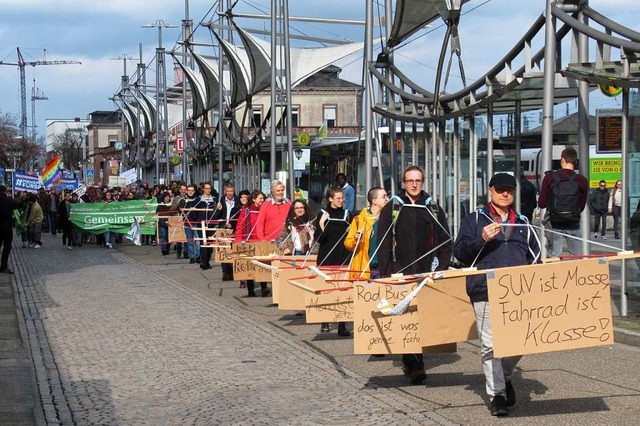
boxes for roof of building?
[296,65,363,90]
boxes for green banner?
[70,200,158,235]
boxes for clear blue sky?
[0,0,638,140]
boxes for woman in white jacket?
[608,180,623,239]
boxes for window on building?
[323,105,337,127]
[252,106,263,127]
[291,106,300,128]
[109,135,118,148]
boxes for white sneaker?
[602,236,607,240]
[593,233,598,239]
[106,243,112,249]
[33,245,40,249]
[67,246,72,250]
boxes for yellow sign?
[297,132,311,147]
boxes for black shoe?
[490,395,509,417]
[505,381,515,407]
[183,253,189,259]
[189,259,196,264]
[407,368,426,385]
[222,273,232,281]
[176,251,182,259]
[247,290,256,297]
[320,323,331,333]
[200,264,207,270]
[0,268,14,274]
[337,328,351,337]
[195,257,201,263]
[162,251,170,256]
[261,288,271,297]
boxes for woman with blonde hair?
[608,180,623,239]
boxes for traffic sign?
[297,132,311,147]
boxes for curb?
[614,326,640,348]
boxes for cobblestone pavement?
[12,237,453,425]
[11,234,640,425]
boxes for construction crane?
[31,79,48,142]
[0,47,81,139]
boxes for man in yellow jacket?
[344,187,387,279]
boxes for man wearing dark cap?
[453,173,540,417]
[0,186,26,273]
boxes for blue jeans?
[159,226,169,252]
[184,227,199,259]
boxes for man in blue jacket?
[453,173,540,417]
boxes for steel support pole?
[438,123,445,203]
[218,0,227,195]
[453,118,460,237]
[364,0,373,193]
[182,0,192,185]
[515,101,522,210]
[431,122,438,197]
[283,0,295,200]
[540,0,557,258]
[469,115,477,211]
[578,5,591,255]
[155,45,162,185]
[486,83,494,203]
[270,0,278,183]
[621,51,630,317]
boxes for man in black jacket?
[0,186,26,273]
[454,173,540,417]
[377,166,452,385]
[590,180,610,239]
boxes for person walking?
[0,186,26,274]
[590,180,609,239]
[537,147,588,257]
[336,173,355,213]
[235,190,267,297]
[215,183,242,281]
[26,193,44,248]
[255,180,291,241]
[57,192,74,250]
[377,165,452,385]
[312,187,353,337]
[193,182,218,270]
[182,185,201,264]
[454,173,540,417]
[609,179,623,239]
[344,187,387,279]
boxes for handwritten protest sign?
[487,258,613,358]
[212,230,235,263]
[304,279,354,323]
[270,258,316,305]
[232,242,281,281]
[353,281,422,354]
[168,217,187,243]
[417,276,478,346]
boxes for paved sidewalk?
[10,237,451,425]
[8,234,640,425]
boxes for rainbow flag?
[41,155,62,189]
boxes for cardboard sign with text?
[304,279,354,323]
[271,258,316,305]
[212,229,234,262]
[353,281,422,355]
[232,242,281,281]
[274,269,314,311]
[487,258,613,358]
[417,276,478,346]
[168,217,187,243]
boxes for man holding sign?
[454,173,540,417]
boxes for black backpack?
[548,171,581,226]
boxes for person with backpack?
[537,147,589,258]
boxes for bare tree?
[52,128,84,171]
[0,110,43,170]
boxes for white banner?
[121,167,137,185]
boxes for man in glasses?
[590,180,610,240]
[376,165,452,385]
